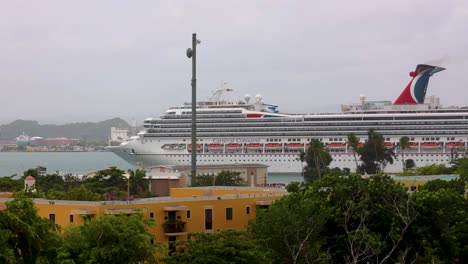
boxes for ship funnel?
[394,64,445,105]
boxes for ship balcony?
[163,220,187,236]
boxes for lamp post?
[187,33,201,185]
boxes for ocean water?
[0,152,302,184]
[0,152,131,177]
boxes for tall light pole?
[187,33,200,185]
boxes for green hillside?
[0,118,130,144]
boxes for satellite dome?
[244,94,251,103]
[255,94,263,102]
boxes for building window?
[69,215,74,223]
[150,212,154,219]
[226,208,233,220]
[49,213,55,223]
[186,210,191,219]
[246,206,250,215]
[205,209,213,230]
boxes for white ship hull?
[110,139,461,173]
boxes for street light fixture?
[187,33,201,185]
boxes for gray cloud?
[1,0,467,124]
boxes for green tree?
[405,158,416,170]
[215,170,246,186]
[23,166,47,178]
[46,187,105,201]
[83,166,127,194]
[399,136,410,171]
[165,229,268,264]
[0,176,23,192]
[57,213,159,264]
[251,190,330,263]
[299,151,306,180]
[412,188,468,263]
[128,169,150,197]
[357,129,396,174]
[303,139,332,183]
[346,133,360,172]
[192,170,246,187]
[35,173,65,193]
[255,174,420,263]
[192,174,215,187]
[0,198,61,264]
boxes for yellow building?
[0,187,286,244]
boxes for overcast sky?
[1,0,468,125]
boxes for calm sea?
[0,152,303,184]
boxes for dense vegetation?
[251,171,468,263]
[192,170,247,187]
[0,118,130,143]
[1,166,151,201]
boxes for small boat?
[207,143,224,149]
[265,143,282,149]
[286,143,304,149]
[327,143,346,148]
[384,142,393,147]
[247,143,263,149]
[225,143,242,149]
[162,144,186,150]
[187,144,202,150]
[408,142,418,148]
[420,142,439,148]
[446,142,464,147]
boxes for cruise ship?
[110,64,468,173]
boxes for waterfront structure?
[110,64,468,173]
[110,127,130,144]
[146,164,269,195]
[0,187,286,244]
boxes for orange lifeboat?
[408,142,418,148]
[357,143,364,148]
[187,144,202,150]
[247,143,263,149]
[327,143,346,148]
[420,142,439,148]
[447,142,464,147]
[225,143,242,149]
[265,143,282,149]
[286,143,304,149]
[207,143,223,149]
[384,142,393,147]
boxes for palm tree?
[304,139,332,182]
[399,136,410,171]
[347,133,360,172]
[128,169,149,196]
[298,151,306,181]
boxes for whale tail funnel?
[394,64,445,105]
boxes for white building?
[110,127,129,143]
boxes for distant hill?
[0,118,130,144]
